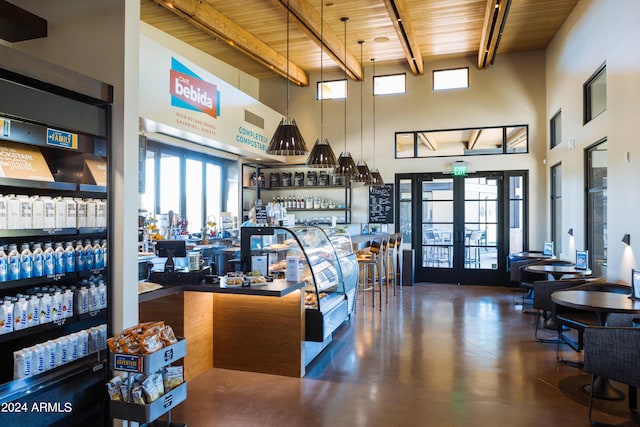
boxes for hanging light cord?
[285,0,290,122]
[372,58,376,170]
[320,0,324,142]
[343,17,348,152]
[359,41,364,161]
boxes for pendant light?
[353,40,373,184]
[334,17,358,177]
[306,0,338,168]
[369,57,384,186]
[266,0,309,156]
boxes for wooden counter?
[138,280,306,378]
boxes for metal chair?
[584,326,640,426]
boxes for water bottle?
[101,239,108,268]
[43,242,55,276]
[8,243,20,281]
[93,240,103,269]
[75,240,85,272]
[64,242,75,273]
[20,243,33,279]
[32,243,44,277]
[84,240,94,270]
[0,245,7,282]
[54,242,65,275]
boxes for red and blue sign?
[170,57,220,119]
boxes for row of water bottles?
[0,195,107,230]
[0,276,107,335]
[0,239,107,282]
[13,324,107,379]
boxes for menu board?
[368,184,394,224]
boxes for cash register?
[149,240,210,285]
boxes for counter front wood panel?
[139,292,214,381]
[212,289,304,377]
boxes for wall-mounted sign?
[46,128,78,150]
[369,184,394,224]
[0,142,54,181]
[451,161,468,176]
[170,57,219,119]
[0,118,10,138]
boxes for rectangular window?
[159,152,181,215]
[584,64,606,123]
[186,158,203,233]
[550,110,561,149]
[317,79,346,100]
[586,139,607,276]
[373,74,406,95]
[551,163,562,256]
[140,150,156,214]
[433,67,469,91]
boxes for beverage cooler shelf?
[0,178,78,191]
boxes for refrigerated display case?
[240,226,356,354]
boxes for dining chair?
[584,326,640,426]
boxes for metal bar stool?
[357,237,383,310]
[386,234,397,296]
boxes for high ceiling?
[141,0,579,86]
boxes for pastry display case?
[240,226,355,343]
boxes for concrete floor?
[163,284,635,427]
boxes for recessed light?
[374,36,389,43]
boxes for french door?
[397,171,527,285]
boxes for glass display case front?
[240,226,353,342]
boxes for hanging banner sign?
[46,128,78,150]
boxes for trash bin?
[402,249,414,287]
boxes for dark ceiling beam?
[478,0,512,69]
[272,0,363,81]
[0,0,47,42]
[382,0,424,75]
[154,0,309,86]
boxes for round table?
[525,264,592,280]
[510,251,556,260]
[552,290,640,400]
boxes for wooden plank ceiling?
[141,0,578,85]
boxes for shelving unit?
[109,338,187,426]
[0,51,112,426]
[242,163,352,225]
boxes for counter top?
[138,278,305,303]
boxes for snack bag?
[163,366,184,391]
[138,329,163,354]
[159,325,178,346]
[106,376,124,401]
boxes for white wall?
[546,0,640,282]
[261,50,548,245]
[7,0,140,332]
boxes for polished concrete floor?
[164,284,635,427]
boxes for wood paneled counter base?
[139,280,306,379]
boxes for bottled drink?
[93,240,103,269]
[84,240,94,270]
[75,240,85,272]
[64,242,75,273]
[26,295,39,327]
[97,279,107,309]
[51,289,63,321]
[13,296,27,331]
[62,288,74,318]
[78,285,89,314]
[8,243,20,281]
[101,240,108,268]
[88,283,98,312]
[43,242,55,276]
[32,243,44,277]
[38,292,52,324]
[54,242,65,275]
[0,245,7,282]
[20,243,33,279]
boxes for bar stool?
[386,234,397,296]
[357,237,383,310]
[395,233,403,289]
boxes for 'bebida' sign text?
[170,57,219,119]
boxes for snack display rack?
[109,337,187,425]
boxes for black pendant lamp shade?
[334,151,358,176]
[306,138,338,168]
[370,168,384,186]
[266,117,309,155]
[353,160,372,183]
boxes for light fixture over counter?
[266,0,308,156]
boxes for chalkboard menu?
[255,205,268,224]
[369,184,394,224]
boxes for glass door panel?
[463,177,498,270]
[421,179,454,269]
